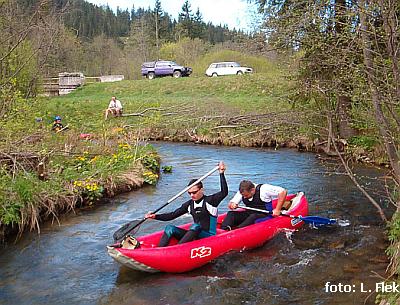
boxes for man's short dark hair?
[188,179,203,189]
[239,180,255,193]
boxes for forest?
[1,0,255,84]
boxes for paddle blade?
[113,219,143,242]
[298,216,337,227]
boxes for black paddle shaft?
[113,166,220,242]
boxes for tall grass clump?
[377,211,400,304]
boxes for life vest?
[188,198,218,235]
[52,122,64,132]
[242,184,272,212]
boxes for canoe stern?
[107,246,160,273]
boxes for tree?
[334,0,357,139]
[154,0,162,56]
[158,12,175,42]
[178,0,194,39]
[251,0,400,211]
[358,0,400,188]
[1,0,252,84]
[39,24,84,77]
[159,37,208,65]
[83,34,121,75]
[0,0,57,102]
[117,7,131,37]
[252,3,400,296]
[128,14,155,62]
[192,8,205,39]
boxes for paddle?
[56,124,69,133]
[113,165,220,242]
[238,205,337,227]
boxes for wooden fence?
[41,73,123,96]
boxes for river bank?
[133,126,386,166]
[0,140,160,242]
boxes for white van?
[205,62,253,77]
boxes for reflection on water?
[0,142,391,305]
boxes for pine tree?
[178,0,194,38]
[192,8,205,39]
[154,0,162,54]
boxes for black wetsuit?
[221,184,272,230]
[52,122,64,132]
[155,173,228,246]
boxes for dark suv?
[141,60,192,79]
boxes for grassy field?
[2,50,296,145]
[31,72,296,142]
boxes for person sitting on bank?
[220,180,287,230]
[145,161,228,247]
[105,96,123,119]
[51,115,68,132]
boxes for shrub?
[348,135,378,151]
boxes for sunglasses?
[188,188,201,195]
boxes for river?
[0,142,391,305]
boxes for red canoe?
[107,192,308,273]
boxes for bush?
[348,135,378,151]
[191,49,279,76]
[381,212,400,304]
[159,38,209,66]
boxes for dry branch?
[211,125,243,130]
[122,107,166,117]
[0,151,41,177]
[332,137,388,222]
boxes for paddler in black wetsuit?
[145,161,228,247]
[220,180,287,230]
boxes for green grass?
[33,52,289,135]
[0,55,296,174]
[31,71,293,137]
[348,135,378,151]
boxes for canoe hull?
[108,192,308,273]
